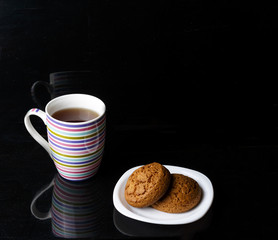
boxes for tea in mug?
[51,108,99,123]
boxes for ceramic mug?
[24,94,106,181]
[31,174,103,238]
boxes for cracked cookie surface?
[152,174,202,213]
[124,162,171,208]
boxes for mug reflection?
[31,173,103,238]
[31,71,95,108]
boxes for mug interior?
[46,94,105,122]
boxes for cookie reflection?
[113,207,212,240]
[31,174,103,238]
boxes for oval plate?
[113,165,214,225]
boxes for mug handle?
[31,81,53,104]
[31,81,52,94]
[30,178,54,220]
[24,108,51,156]
[31,81,53,107]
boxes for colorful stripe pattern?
[46,113,105,181]
[51,174,103,238]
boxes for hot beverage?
[51,108,99,122]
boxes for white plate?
[113,165,214,225]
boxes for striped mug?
[24,94,106,181]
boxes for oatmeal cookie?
[152,174,202,213]
[125,162,171,208]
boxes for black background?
[1,0,278,239]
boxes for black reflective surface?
[113,207,213,239]
[1,1,278,239]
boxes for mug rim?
[45,93,106,126]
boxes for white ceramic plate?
[113,165,214,225]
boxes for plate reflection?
[113,207,213,240]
